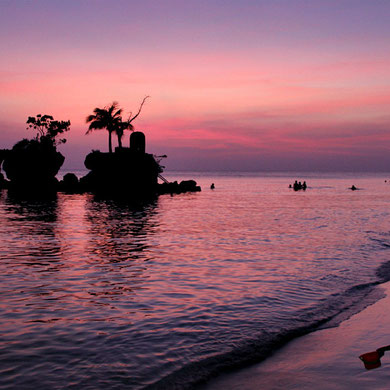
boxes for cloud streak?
[1,1,390,171]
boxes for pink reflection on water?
[1,175,390,388]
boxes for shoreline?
[201,282,390,390]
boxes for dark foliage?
[26,114,70,145]
[86,97,149,152]
[2,114,70,194]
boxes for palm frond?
[86,114,96,123]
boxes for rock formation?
[2,137,64,193]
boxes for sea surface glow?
[1,172,390,389]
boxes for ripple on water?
[1,175,390,388]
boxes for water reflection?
[2,175,390,389]
[0,192,163,389]
[0,191,161,314]
[1,191,62,269]
[5,191,59,223]
[84,196,159,263]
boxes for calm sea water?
[1,172,390,389]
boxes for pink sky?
[1,0,390,171]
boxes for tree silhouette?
[86,102,123,153]
[114,96,150,149]
[26,114,70,145]
[86,97,150,152]
[2,114,69,191]
[114,120,134,149]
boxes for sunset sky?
[1,0,390,171]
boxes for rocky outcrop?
[75,131,202,197]
[80,148,160,196]
[0,172,8,190]
[157,180,201,195]
[0,149,9,189]
[2,138,64,193]
[2,130,201,197]
[58,173,80,193]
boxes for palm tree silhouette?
[86,102,122,153]
[115,120,134,149]
[114,96,150,149]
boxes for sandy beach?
[202,282,390,390]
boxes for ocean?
[1,172,390,389]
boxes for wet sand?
[202,282,390,390]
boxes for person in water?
[210,183,215,189]
[291,180,308,191]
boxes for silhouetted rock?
[3,137,64,194]
[0,149,9,190]
[157,179,201,195]
[157,181,180,194]
[63,173,79,186]
[79,130,201,197]
[179,180,201,192]
[81,147,160,196]
[58,173,80,193]
[0,172,9,189]
[0,149,8,165]
[2,115,202,199]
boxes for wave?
[145,260,390,390]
